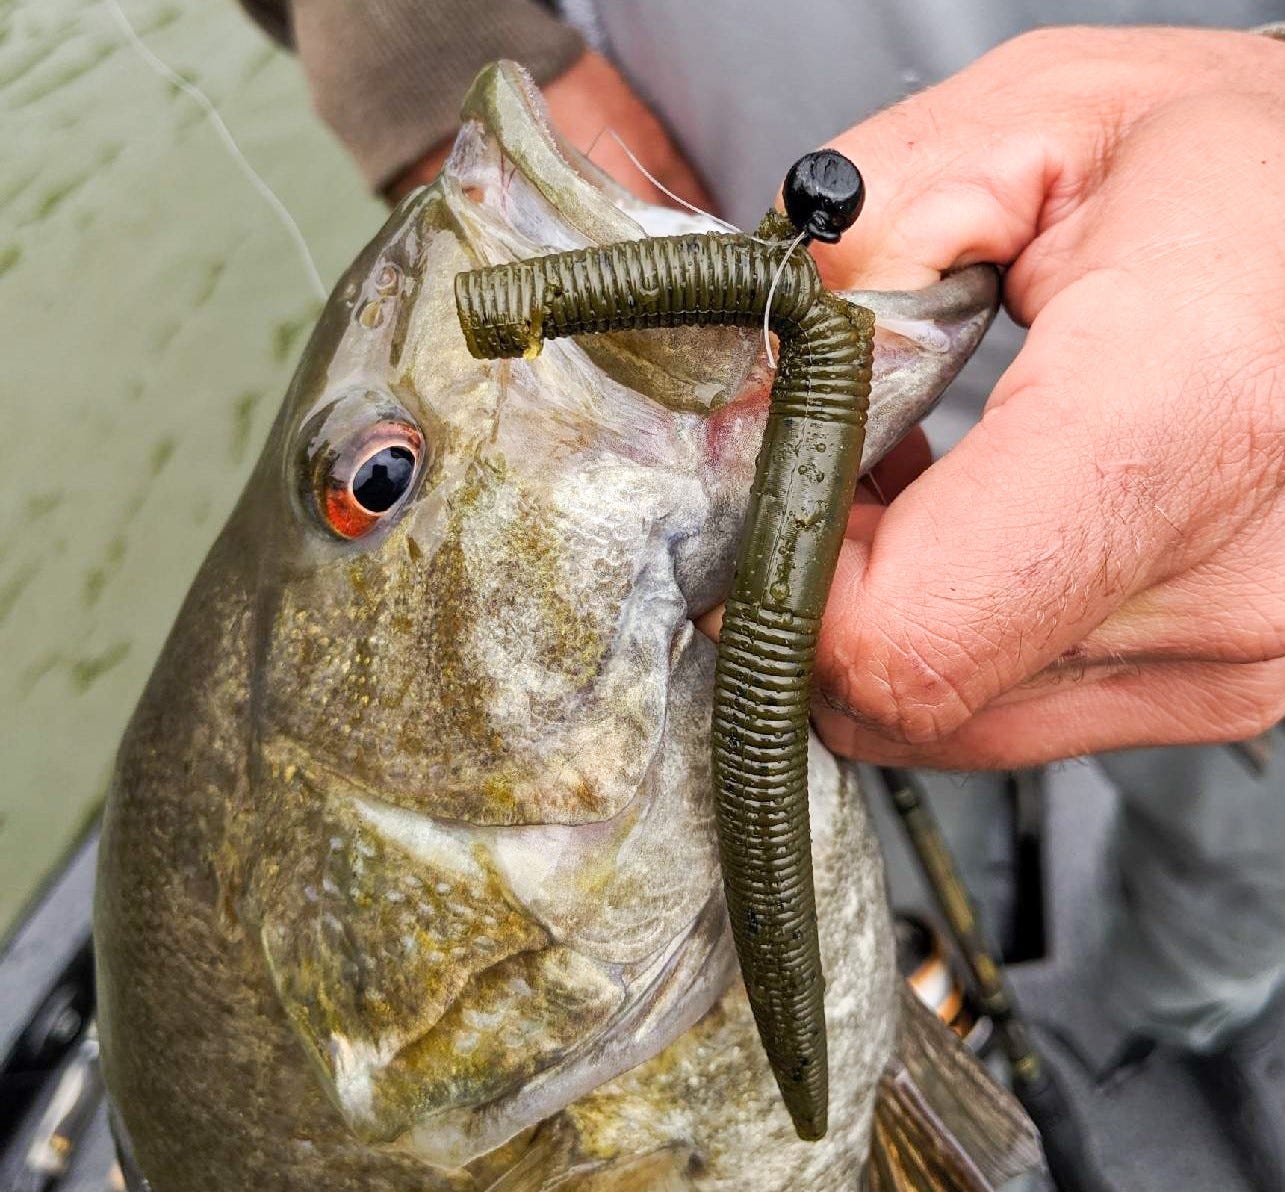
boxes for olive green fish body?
[95,60,1005,1192]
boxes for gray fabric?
[1097,733,1285,1050]
[572,0,1285,1048]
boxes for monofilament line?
[763,228,809,368]
[584,127,748,236]
[102,0,327,302]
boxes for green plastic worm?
[454,170,873,1141]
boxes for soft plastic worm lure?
[455,150,871,1142]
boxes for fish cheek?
[255,514,507,817]
[241,752,597,1141]
[373,946,622,1142]
[261,461,674,828]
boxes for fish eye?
[315,420,424,539]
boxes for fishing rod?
[877,766,1117,1192]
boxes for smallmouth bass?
[95,61,1038,1192]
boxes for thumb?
[812,266,1201,755]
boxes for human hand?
[806,26,1285,768]
[387,49,713,211]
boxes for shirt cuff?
[288,0,584,192]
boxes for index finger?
[809,27,1209,291]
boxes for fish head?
[234,61,997,1168]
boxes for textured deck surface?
[0,0,380,936]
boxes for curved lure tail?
[456,152,883,1139]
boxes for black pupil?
[352,445,415,513]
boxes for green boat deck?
[0,0,382,937]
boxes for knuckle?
[826,620,981,746]
[995,27,1065,59]
[1209,663,1285,741]
[989,26,1110,72]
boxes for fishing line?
[866,470,889,506]
[584,126,746,235]
[762,226,808,367]
[101,0,327,302]
[582,126,804,366]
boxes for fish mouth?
[450,60,999,434]
[673,264,1001,622]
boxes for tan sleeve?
[237,0,584,192]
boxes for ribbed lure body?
[714,288,871,1141]
[455,224,873,1141]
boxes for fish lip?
[851,263,1002,474]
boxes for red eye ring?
[317,421,423,539]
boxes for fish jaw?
[676,264,1001,618]
[438,61,1001,631]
